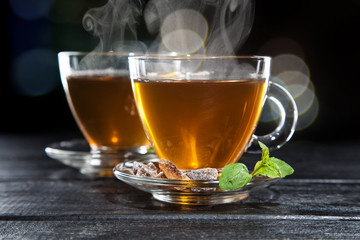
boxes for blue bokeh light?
[10,0,54,20]
[12,48,59,96]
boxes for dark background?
[3,0,360,141]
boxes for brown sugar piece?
[158,159,190,180]
[133,161,159,178]
[155,171,166,178]
[184,168,219,180]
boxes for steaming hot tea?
[66,74,148,151]
[133,79,267,170]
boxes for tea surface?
[134,80,267,169]
[66,75,148,150]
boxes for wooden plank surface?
[1,218,359,239]
[0,133,359,239]
[0,179,359,218]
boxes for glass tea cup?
[128,55,297,170]
[58,52,150,176]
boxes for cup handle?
[246,81,298,153]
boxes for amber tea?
[66,74,148,151]
[134,79,267,170]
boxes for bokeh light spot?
[266,53,319,132]
[296,95,319,130]
[162,29,204,54]
[12,48,59,96]
[161,9,208,54]
[295,87,316,115]
[276,71,310,97]
[10,0,54,20]
[272,54,309,77]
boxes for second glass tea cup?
[58,52,150,177]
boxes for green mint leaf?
[268,157,294,177]
[253,157,294,178]
[252,160,281,178]
[219,163,252,190]
[252,160,263,175]
[251,142,294,178]
[258,141,269,161]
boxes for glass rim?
[58,52,271,61]
[57,51,143,57]
[128,55,271,61]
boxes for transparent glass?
[58,52,150,177]
[129,55,297,170]
[113,159,279,205]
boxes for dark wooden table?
[0,133,359,239]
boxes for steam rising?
[206,0,254,55]
[82,0,145,53]
[83,0,254,56]
[145,0,254,56]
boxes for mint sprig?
[219,141,294,190]
[219,163,252,191]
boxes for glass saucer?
[45,139,156,177]
[113,159,279,205]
